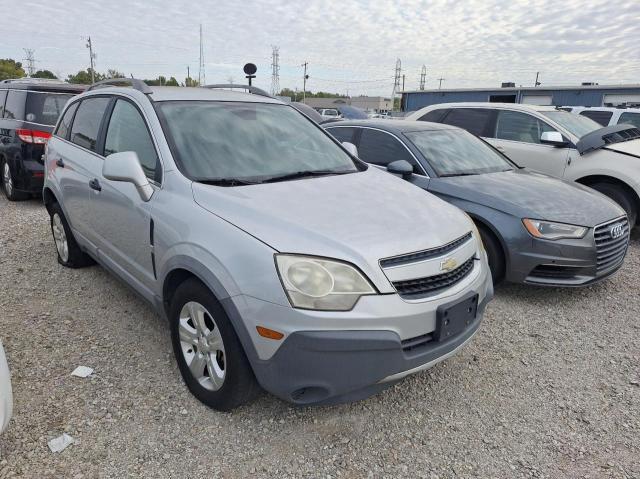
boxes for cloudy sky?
[3,0,639,96]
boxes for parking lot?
[0,195,638,478]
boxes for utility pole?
[391,58,402,112]
[419,65,426,90]
[198,24,205,86]
[187,66,190,85]
[301,62,309,103]
[402,74,405,92]
[86,37,96,84]
[534,72,541,87]
[23,49,36,77]
[438,77,445,89]
[271,46,280,96]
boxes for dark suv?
[0,79,85,200]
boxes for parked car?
[324,120,630,285]
[44,80,493,411]
[566,106,640,129]
[0,78,85,200]
[0,340,12,434]
[316,108,342,121]
[406,103,640,225]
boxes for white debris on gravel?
[47,434,74,453]
[0,197,639,478]
[70,366,94,378]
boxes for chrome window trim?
[326,125,430,178]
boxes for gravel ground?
[0,195,638,479]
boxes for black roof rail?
[87,78,153,94]
[201,84,273,98]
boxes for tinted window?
[441,108,492,136]
[55,102,79,140]
[405,129,513,177]
[158,101,357,182]
[105,100,159,181]
[357,128,421,173]
[418,109,448,123]
[495,110,555,144]
[69,97,110,152]
[3,90,25,120]
[618,112,640,128]
[0,90,7,118]
[25,92,74,125]
[579,110,613,126]
[326,127,356,144]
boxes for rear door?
[487,109,570,178]
[86,97,160,293]
[53,96,110,247]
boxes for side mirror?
[102,151,154,202]
[540,131,567,147]
[387,159,413,179]
[342,142,358,157]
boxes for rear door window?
[618,112,640,128]
[25,92,74,125]
[69,97,110,152]
[104,99,160,182]
[2,90,26,120]
[55,102,79,140]
[494,110,556,144]
[0,90,7,118]
[441,108,492,136]
[357,128,422,174]
[326,127,356,144]
[579,110,613,126]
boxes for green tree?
[166,76,179,86]
[67,69,102,84]
[185,76,199,87]
[32,69,57,79]
[105,69,126,79]
[0,59,26,81]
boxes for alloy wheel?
[52,213,69,263]
[178,301,226,391]
[2,162,12,197]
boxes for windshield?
[404,129,514,177]
[540,111,601,138]
[157,101,359,183]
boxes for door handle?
[89,178,102,192]
[56,158,65,168]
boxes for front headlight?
[522,218,587,240]
[275,255,376,311]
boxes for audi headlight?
[522,219,587,240]
[275,255,376,311]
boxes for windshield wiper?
[439,172,480,178]
[195,177,262,186]
[261,169,352,183]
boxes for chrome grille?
[392,256,475,299]
[380,233,472,268]
[594,217,630,273]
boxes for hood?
[428,169,625,227]
[192,167,472,266]
[577,125,640,155]
[603,139,640,158]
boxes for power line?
[391,58,401,111]
[22,49,36,76]
[271,46,280,96]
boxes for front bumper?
[506,230,627,287]
[240,257,493,405]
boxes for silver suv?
[44,80,492,410]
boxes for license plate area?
[435,293,479,342]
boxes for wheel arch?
[575,174,639,221]
[467,213,508,270]
[43,187,58,214]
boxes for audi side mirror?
[540,131,568,147]
[387,160,413,180]
[102,151,154,202]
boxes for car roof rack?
[1,78,69,84]
[202,84,273,98]
[87,78,153,94]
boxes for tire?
[478,225,505,285]
[169,278,260,411]
[1,159,28,201]
[49,202,95,268]
[589,182,637,226]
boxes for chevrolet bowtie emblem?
[440,257,458,272]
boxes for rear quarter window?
[25,92,74,125]
[2,90,26,120]
[441,108,493,136]
[418,108,448,123]
[0,90,7,118]
[618,112,640,128]
[579,110,613,126]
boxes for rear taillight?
[16,129,51,144]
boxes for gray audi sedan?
[324,120,631,286]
